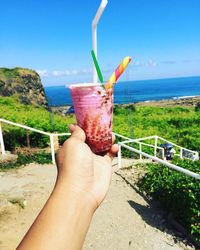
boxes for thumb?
[69,124,86,142]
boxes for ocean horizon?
[44,76,200,106]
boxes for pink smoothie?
[69,83,113,155]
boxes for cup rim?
[67,83,103,88]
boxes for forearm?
[17,179,95,250]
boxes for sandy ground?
[0,160,194,250]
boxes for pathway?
[0,161,193,250]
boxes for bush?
[195,102,200,112]
[0,152,52,170]
[113,105,200,152]
[138,158,200,243]
[0,96,75,150]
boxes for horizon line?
[43,74,200,88]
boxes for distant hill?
[0,67,48,108]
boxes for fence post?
[50,134,56,164]
[26,130,30,148]
[139,143,142,160]
[196,152,199,160]
[162,148,165,159]
[0,122,5,155]
[180,148,183,159]
[118,144,122,169]
[154,136,158,157]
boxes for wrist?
[17,174,96,250]
[54,177,98,214]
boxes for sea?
[44,76,200,106]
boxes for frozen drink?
[69,83,113,155]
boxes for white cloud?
[162,60,176,64]
[133,60,142,67]
[135,61,140,66]
[71,70,78,75]
[146,59,157,67]
[37,68,96,78]
[65,70,71,75]
[52,70,65,76]
[81,68,92,74]
[36,69,48,77]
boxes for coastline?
[51,96,200,115]
[135,96,200,107]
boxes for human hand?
[56,124,118,211]
[17,125,118,250]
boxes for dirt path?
[0,161,194,250]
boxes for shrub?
[0,96,74,150]
[113,105,200,152]
[0,152,52,170]
[195,102,200,112]
[138,158,200,243]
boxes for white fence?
[119,135,199,161]
[116,135,200,180]
[0,118,199,180]
[0,118,70,164]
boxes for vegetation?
[0,67,48,107]
[195,102,200,112]
[113,105,200,152]
[0,96,75,150]
[1,96,200,242]
[138,157,200,243]
[0,67,35,78]
[113,105,200,241]
[1,97,200,151]
[0,152,52,170]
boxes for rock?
[0,67,48,108]
[0,151,18,164]
[8,197,27,209]
[51,106,69,116]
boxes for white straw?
[92,0,108,83]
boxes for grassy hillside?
[0,96,199,151]
[0,96,75,149]
[0,67,36,80]
[0,67,48,107]
[113,105,200,152]
[1,96,199,242]
[0,96,75,131]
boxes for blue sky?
[1,0,200,86]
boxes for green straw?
[91,50,105,88]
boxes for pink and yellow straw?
[105,56,131,90]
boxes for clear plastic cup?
[69,83,113,155]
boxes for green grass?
[0,96,75,149]
[0,96,75,132]
[1,96,200,243]
[0,67,36,81]
[0,152,52,170]
[113,105,200,152]
[1,97,199,152]
[138,158,200,243]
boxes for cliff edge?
[0,67,48,108]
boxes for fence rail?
[0,118,199,180]
[118,134,199,161]
[0,118,70,164]
[118,142,200,180]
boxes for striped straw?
[105,56,131,89]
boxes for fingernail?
[69,124,75,131]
